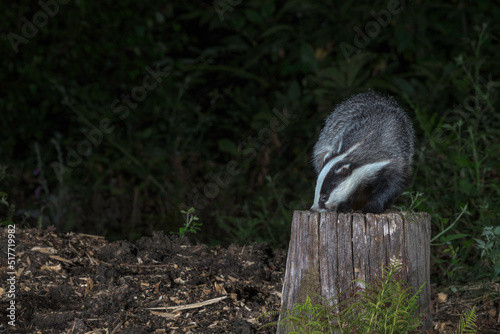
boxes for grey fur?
[311,91,414,213]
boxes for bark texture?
[278,211,432,333]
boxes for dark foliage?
[2,0,499,282]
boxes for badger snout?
[310,204,329,213]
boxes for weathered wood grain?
[277,211,432,333]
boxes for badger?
[310,91,414,214]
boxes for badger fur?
[311,91,414,214]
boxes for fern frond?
[456,305,478,334]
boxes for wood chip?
[150,311,180,319]
[49,255,74,265]
[31,246,57,254]
[40,264,62,272]
[77,233,105,239]
[147,296,228,312]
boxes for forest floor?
[0,227,498,333]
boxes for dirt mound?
[0,227,498,333]
[0,228,285,333]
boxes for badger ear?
[323,152,332,163]
[335,164,350,174]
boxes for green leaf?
[244,9,262,24]
[287,81,301,100]
[300,43,318,72]
[392,77,416,96]
[217,139,237,155]
[441,233,470,242]
[450,153,473,167]
[261,25,293,38]
[459,178,474,194]
[260,1,276,17]
[474,239,486,248]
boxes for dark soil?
[0,227,498,333]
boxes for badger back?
[312,91,414,175]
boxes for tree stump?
[278,211,432,333]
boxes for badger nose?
[311,204,323,212]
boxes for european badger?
[311,91,414,214]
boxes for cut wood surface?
[278,210,432,333]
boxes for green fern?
[456,305,478,334]
[262,262,481,333]
[273,295,330,333]
[346,261,424,334]
[262,261,424,333]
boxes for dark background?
[1,0,499,283]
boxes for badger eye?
[320,194,328,202]
[335,163,350,174]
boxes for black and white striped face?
[311,155,352,212]
[311,151,392,212]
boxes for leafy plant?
[410,22,500,282]
[430,205,471,283]
[395,191,428,211]
[263,260,424,333]
[174,207,202,238]
[0,192,32,228]
[345,260,424,334]
[475,226,500,278]
[0,166,15,227]
[456,305,478,334]
[275,295,329,334]
[263,260,480,333]
[0,192,15,227]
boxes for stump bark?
[278,211,432,333]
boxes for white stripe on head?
[336,137,343,153]
[312,143,361,210]
[325,159,392,209]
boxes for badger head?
[310,155,392,213]
[311,158,352,212]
